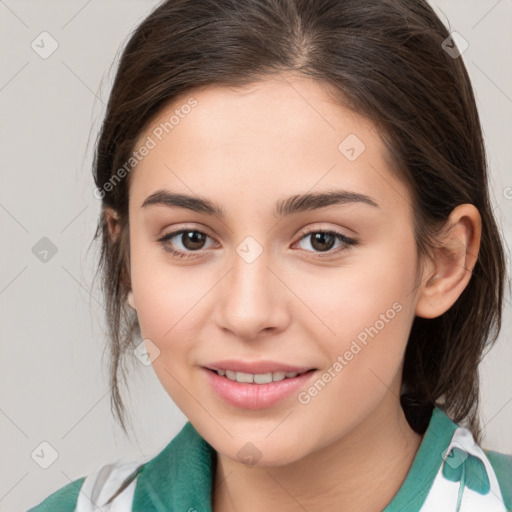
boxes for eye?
[158,227,358,260]
[158,229,216,259]
[293,229,358,257]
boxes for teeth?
[254,373,273,384]
[217,369,305,383]
[225,370,237,380]
[235,371,254,383]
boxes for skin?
[106,72,481,511]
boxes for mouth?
[202,365,318,409]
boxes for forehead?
[129,75,411,217]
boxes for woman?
[28,0,512,510]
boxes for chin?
[216,436,308,468]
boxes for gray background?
[0,1,511,510]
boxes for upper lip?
[204,360,316,374]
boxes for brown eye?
[158,229,215,259]
[295,230,358,256]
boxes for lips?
[202,359,318,408]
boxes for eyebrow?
[141,188,380,218]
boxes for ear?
[415,204,481,319]
[104,207,136,310]
[104,206,121,242]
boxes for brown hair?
[91,0,506,443]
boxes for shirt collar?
[132,406,456,512]
[132,421,216,512]
[383,406,458,511]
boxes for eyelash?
[158,227,358,260]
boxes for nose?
[214,247,290,341]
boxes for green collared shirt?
[28,407,512,511]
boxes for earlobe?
[415,204,481,319]
[127,290,137,310]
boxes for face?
[125,73,424,466]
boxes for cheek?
[301,233,417,346]
[129,260,206,408]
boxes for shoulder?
[484,448,512,511]
[27,476,86,512]
[416,408,512,511]
[25,423,202,512]
[26,422,213,511]
[26,460,144,512]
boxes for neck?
[212,398,424,512]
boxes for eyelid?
[294,223,356,240]
[158,223,216,240]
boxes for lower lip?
[203,368,317,409]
